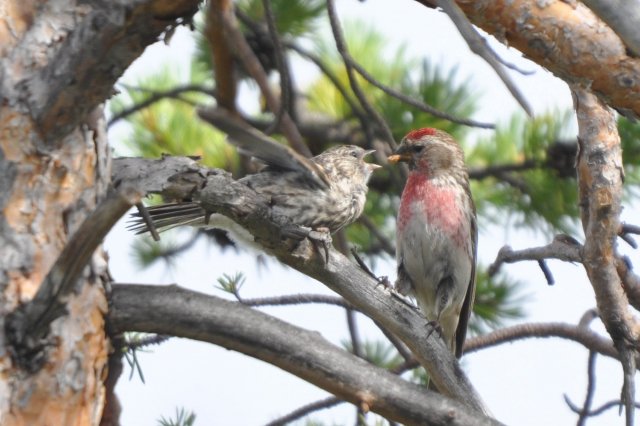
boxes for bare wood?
[582,0,640,57]
[573,88,638,425]
[109,284,500,426]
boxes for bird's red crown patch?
[406,128,436,140]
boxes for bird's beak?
[364,149,382,171]
[387,153,411,164]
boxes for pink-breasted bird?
[388,128,477,358]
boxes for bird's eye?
[411,145,425,153]
[350,150,358,158]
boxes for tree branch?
[582,0,640,57]
[488,235,582,277]
[264,396,344,426]
[325,0,397,151]
[435,0,532,116]
[220,5,310,156]
[205,0,237,112]
[574,87,638,425]
[414,0,640,119]
[112,155,489,414]
[109,284,498,425]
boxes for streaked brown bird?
[388,127,477,358]
[129,109,380,246]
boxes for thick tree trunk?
[0,1,199,424]
[0,107,111,424]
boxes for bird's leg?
[425,319,444,341]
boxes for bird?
[388,127,477,358]
[128,108,381,251]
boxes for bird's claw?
[308,227,332,264]
[281,225,332,263]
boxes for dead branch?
[488,235,582,278]
[109,284,498,425]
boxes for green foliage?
[618,116,640,188]
[130,233,189,270]
[110,67,238,171]
[158,408,197,426]
[306,22,417,118]
[341,339,404,370]
[470,268,525,335]
[382,61,478,141]
[238,0,324,37]
[216,272,246,296]
[470,112,579,234]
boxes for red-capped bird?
[388,128,477,358]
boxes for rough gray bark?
[110,284,501,426]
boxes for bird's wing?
[454,200,477,359]
[198,108,330,188]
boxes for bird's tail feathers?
[127,202,206,235]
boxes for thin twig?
[325,0,397,150]
[357,215,395,257]
[374,320,414,363]
[489,235,582,277]
[221,7,311,156]
[565,396,640,418]
[468,160,539,180]
[108,84,216,127]
[264,397,343,426]
[234,9,368,127]
[537,259,555,285]
[262,0,296,130]
[464,322,630,365]
[347,57,496,130]
[577,351,598,426]
[436,0,533,116]
[347,308,363,358]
